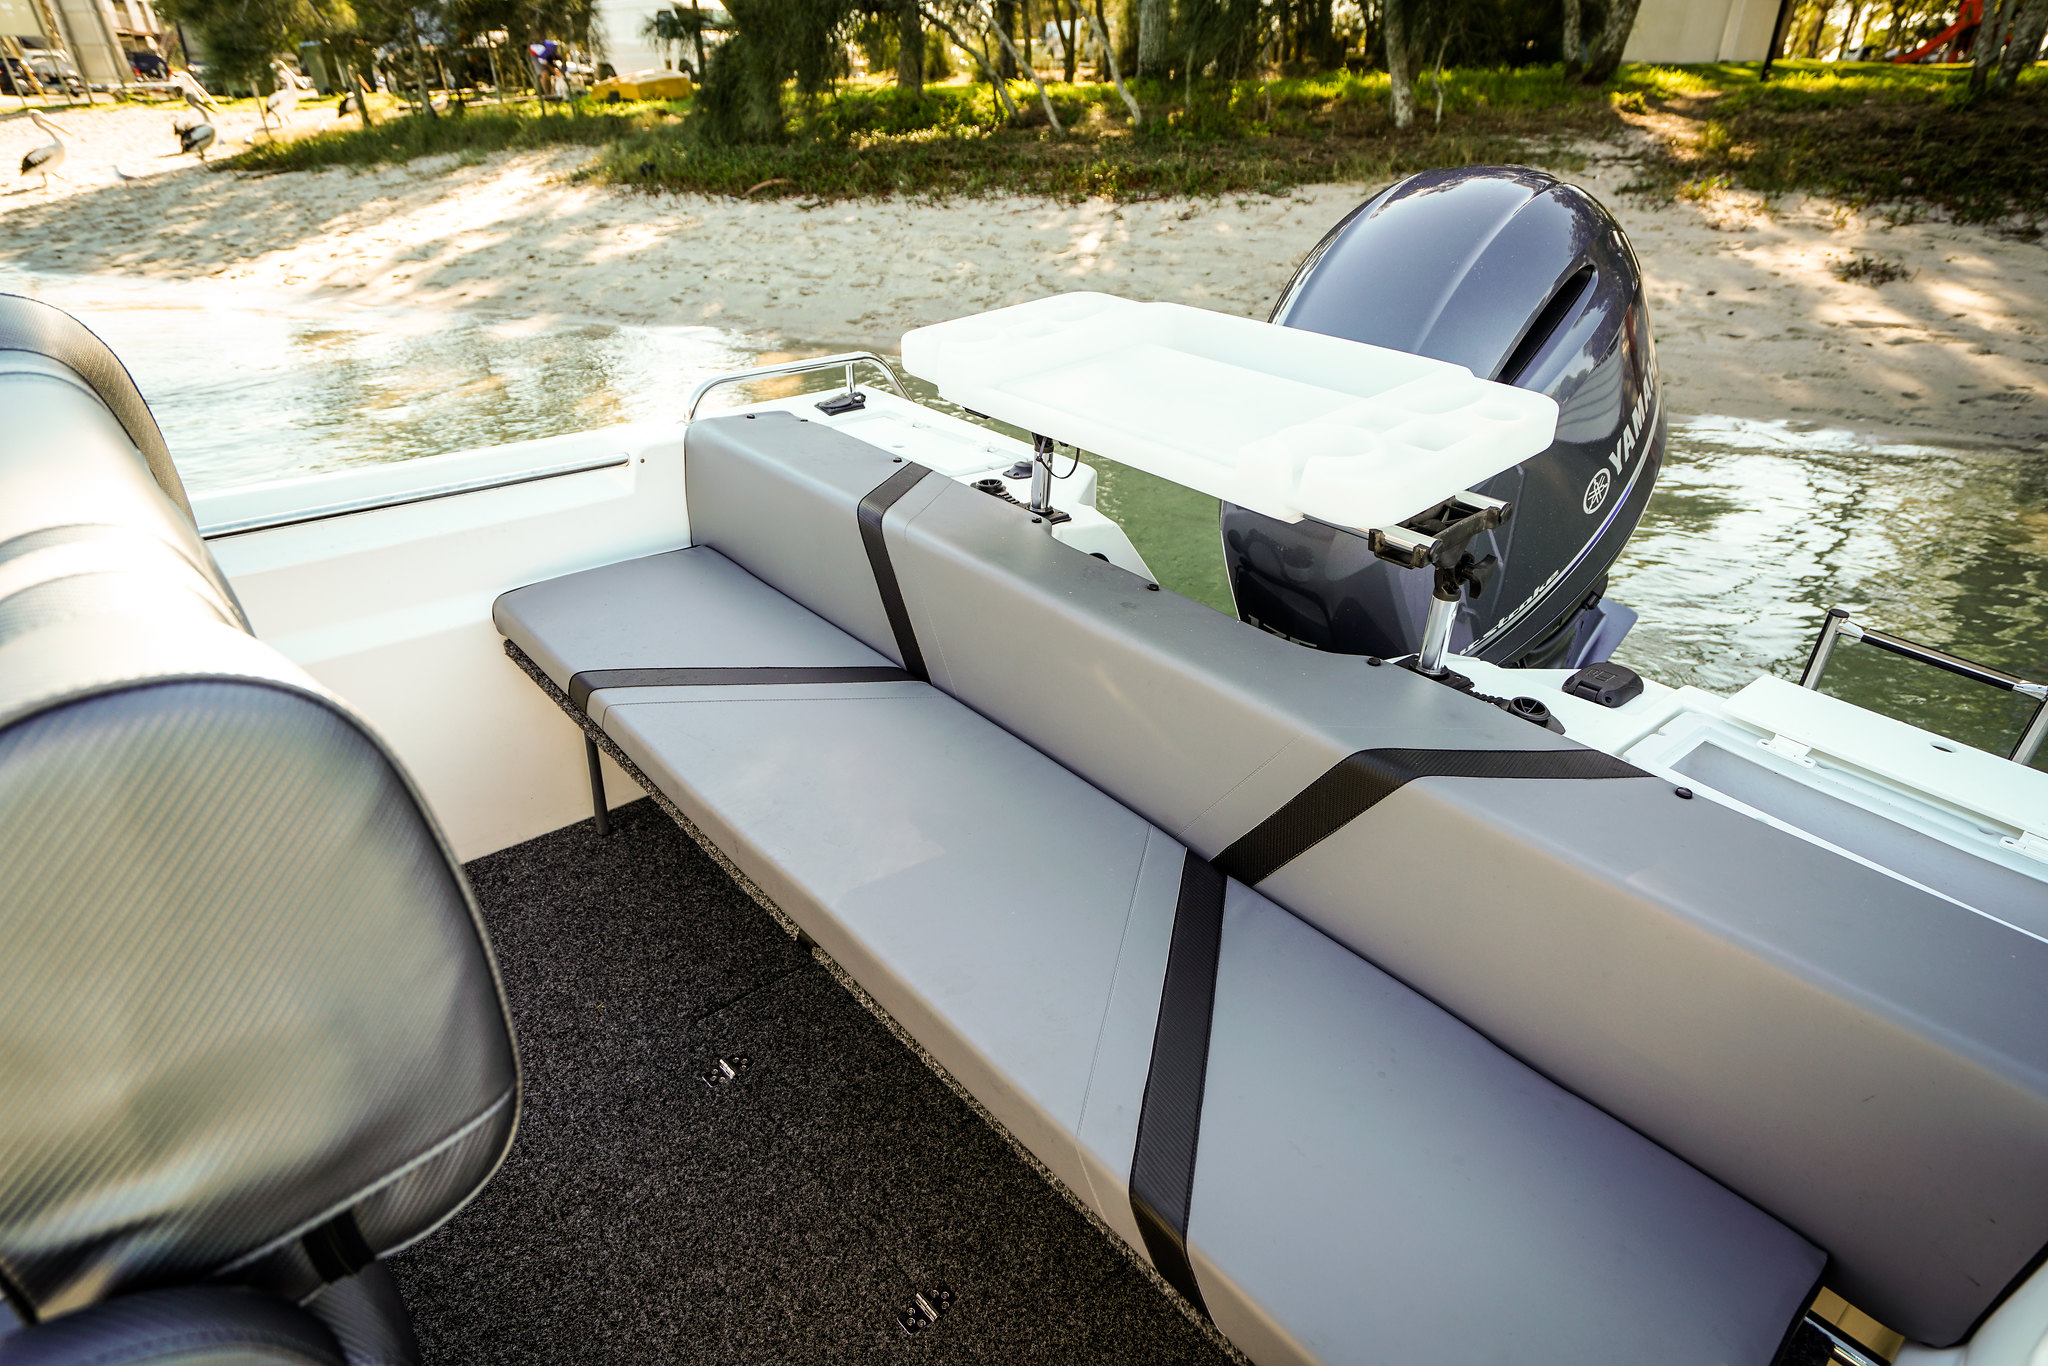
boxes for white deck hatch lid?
[900,293,1560,530]
[1724,674,2048,836]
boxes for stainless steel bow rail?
[685,352,912,421]
[1801,606,2048,766]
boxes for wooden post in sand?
[31,0,92,103]
[3,35,50,106]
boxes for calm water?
[10,272,2044,768]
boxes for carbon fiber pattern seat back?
[0,296,519,1325]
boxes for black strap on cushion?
[1128,854,1226,1316]
[856,462,933,681]
[1215,746,1646,886]
[300,1213,374,1286]
[567,665,912,712]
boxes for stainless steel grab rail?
[1800,605,2048,765]
[201,453,632,540]
[685,352,912,421]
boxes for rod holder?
[1029,433,1056,518]
[1367,490,1512,679]
[1415,591,1461,678]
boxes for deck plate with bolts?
[697,1054,751,1089]
[897,1285,956,1334]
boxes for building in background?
[595,0,664,73]
[1623,0,1783,62]
[2,0,167,86]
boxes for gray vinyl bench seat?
[494,414,1829,1366]
[501,542,1181,1207]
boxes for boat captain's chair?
[0,297,519,1366]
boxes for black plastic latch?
[815,390,866,416]
[1562,662,1644,708]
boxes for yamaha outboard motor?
[1221,166,1664,669]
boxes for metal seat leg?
[585,737,611,837]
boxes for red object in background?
[1893,0,1981,61]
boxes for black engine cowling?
[1221,165,1665,669]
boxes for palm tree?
[641,2,719,74]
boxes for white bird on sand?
[175,72,219,116]
[18,111,75,191]
[260,66,299,135]
[177,119,216,160]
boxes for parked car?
[0,47,85,97]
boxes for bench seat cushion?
[496,545,1174,1213]
[495,534,1824,1366]
[490,546,903,728]
[793,418,2048,1345]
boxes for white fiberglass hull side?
[195,423,689,861]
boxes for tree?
[1567,0,1641,83]
[448,0,602,79]
[696,0,855,139]
[1174,0,1265,79]
[897,0,923,88]
[1089,0,1139,120]
[1383,0,1413,126]
[1995,0,2048,87]
[1562,0,1641,83]
[643,3,716,72]
[1135,0,1165,73]
[157,0,329,93]
[1837,0,1866,55]
[1970,0,2048,91]
[995,0,1016,70]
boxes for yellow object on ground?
[594,70,692,101]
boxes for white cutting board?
[901,292,1558,531]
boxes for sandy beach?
[3,99,2044,449]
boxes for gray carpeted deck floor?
[390,798,1234,1365]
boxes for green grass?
[229,97,686,173]
[1618,59,2048,223]
[219,61,2048,220]
[599,71,1613,200]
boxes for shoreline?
[3,104,2044,453]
